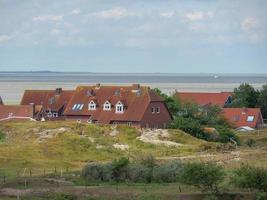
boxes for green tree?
[231,165,267,192]
[231,83,259,108]
[153,88,180,116]
[180,162,225,194]
[258,84,267,119]
[169,116,208,140]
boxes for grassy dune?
[0,121,210,176]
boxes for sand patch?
[137,129,182,147]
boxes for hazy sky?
[0,0,267,73]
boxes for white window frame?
[103,101,111,111]
[88,101,96,110]
[156,107,160,114]
[53,113,58,118]
[115,101,124,113]
[151,107,155,114]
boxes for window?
[47,113,52,118]
[233,115,240,122]
[115,101,124,113]
[247,116,254,122]
[88,101,96,110]
[53,113,58,117]
[103,101,111,111]
[151,107,155,114]
[127,122,132,126]
[156,107,160,114]
[8,112,13,118]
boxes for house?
[0,104,36,122]
[176,92,232,107]
[63,84,172,128]
[221,108,264,129]
[20,88,74,120]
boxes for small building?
[222,108,264,129]
[0,104,37,122]
[20,88,74,120]
[176,92,233,107]
[63,84,172,128]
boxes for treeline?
[230,83,267,118]
[153,89,237,143]
[82,156,267,199]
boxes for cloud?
[50,29,61,36]
[160,11,175,18]
[241,17,260,31]
[0,35,12,43]
[71,8,81,15]
[185,11,213,21]
[92,7,133,19]
[32,14,63,22]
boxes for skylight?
[72,104,84,111]
[247,116,254,122]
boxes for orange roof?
[222,108,264,128]
[0,105,34,121]
[177,92,232,107]
[64,84,164,123]
[21,89,74,111]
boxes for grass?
[0,121,210,177]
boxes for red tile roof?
[21,89,74,112]
[222,108,264,128]
[64,84,164,123]
[0,105,34,121]
[177,92,232,107]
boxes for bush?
[81,162,112,182]
[0,132,5,143]
[128,163,151,183]
[245,139,256,147]
[169,116,209,140]
[215,126,239,144]
[111,157,130,182]
[153,161,182,183]
[180,162,224,194]
[231,165,267,192]
[51,193,77,200]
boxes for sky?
[0,0,267,73]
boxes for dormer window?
[115,101,124,113]
[103,101,111,111]
[88,100,96,110]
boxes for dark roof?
[222,108,264,128]
[0,105,34,121]
[64,84,164,123]
[20,89,74,111]
[177,92,232,107]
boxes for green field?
[0,121,267,199]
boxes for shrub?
[215,126,239,144]
[0,132,5,143]
[111,157,130,182]
[245,139,256,147]
[81,162,112,182]
[169,116,209,140]
[128,163,151,183]
[153,161,182,183]
[51,193,77,200]
[180,162,224,194]
[231,165,267,192]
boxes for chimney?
[29,103,35,118]
[55,88,62,95]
